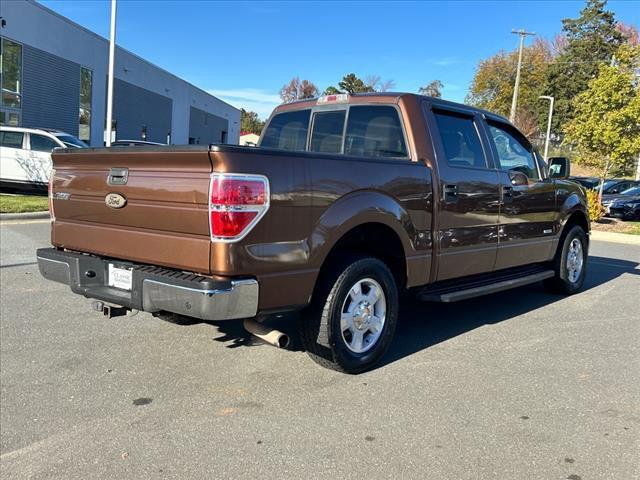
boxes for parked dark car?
[600,179,639,195]
[571,177,639,194]
[607,186,640,220]
[570,177,600,189]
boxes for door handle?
[444,184,458,203]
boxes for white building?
[0,0,240,146]
[239,133,260,146]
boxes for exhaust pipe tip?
[275,333,290,349]
[243,318,290,349]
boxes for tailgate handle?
[108,168,129,186]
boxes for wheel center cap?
[353,302,372,330]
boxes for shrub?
[586,189,605,222]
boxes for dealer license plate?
[108,264,132,291]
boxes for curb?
[0,211,50,221]
[591,230,640,245]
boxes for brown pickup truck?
[37,93,589,373]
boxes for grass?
[0,194,49,214]
[627,222,640,235]
[592,218,640,235]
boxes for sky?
[40,0,640,118]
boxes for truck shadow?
[187,255,637,368]
[378,254,639,370]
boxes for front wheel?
[544,225,588,294]
[300,256,399,374]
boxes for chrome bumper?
[36,248,258,321]
[140,278,258,320]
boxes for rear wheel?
[544,225,588,294]
[300,256,399,374]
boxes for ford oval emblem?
[105,192,127,209]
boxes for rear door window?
[0,131,24,149]
[260,110,310,151]
[344,106,407,158]
[310,110,346,154]
[433,111,487,168]
[30,134,60,153]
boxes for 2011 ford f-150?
[37,93,589,373]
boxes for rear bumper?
[36,248,258,321]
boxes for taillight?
[208,173,269,242]
[48,169,55,221]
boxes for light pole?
[105,0,117,146]
[539,95,554,161]
[510,29,536,123]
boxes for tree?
[364,75,395,92]
[466,38,552,136]
[563,44,640,198]
[279,77,319,103]
[418,80,443,98]
[323,86,342,95]
[325,73,375,95]
[543,0,625,132]
[617,22,639,46]
[240,109,265,135]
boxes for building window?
[0,37,22,126]
[0,38,22,109]
[79,67,92,142]
[0,110,20,126]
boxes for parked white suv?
[0,126,88,191]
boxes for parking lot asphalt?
[1,220,638,480]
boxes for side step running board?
[419,270,555,303]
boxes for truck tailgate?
[50,148,213,274]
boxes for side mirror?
[548,157,570,179]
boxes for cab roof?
[273,92,510,124]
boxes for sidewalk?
[590,230,640,245]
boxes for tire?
[300,255,399,374]
[544,225,588,294]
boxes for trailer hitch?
[91,301,133,319]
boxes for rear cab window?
[260,104,408,160]
[310,110,346,154]
[344,106,407,158]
